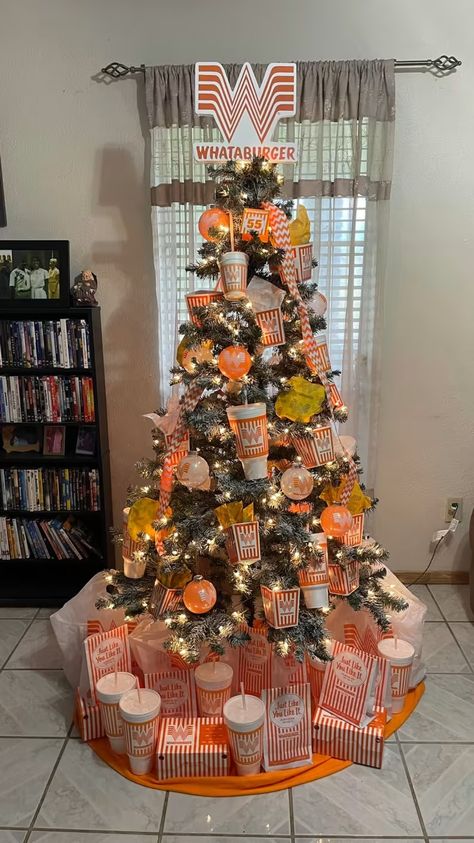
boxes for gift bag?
[51,572,129,687]
[262,682,312,770]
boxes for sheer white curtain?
[146,61,395,485]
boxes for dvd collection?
[0,515,102,560]
[0,467,101,512]
[0,375,95,422]
[0,318,92,369]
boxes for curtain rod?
[101,55,461,79]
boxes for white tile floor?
[0,584,473,843]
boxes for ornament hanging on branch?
[176,451,210,490]
[143,395,189,467]
[127,497,159,541]
[219,251,248,300]
[198,207,230,241]
[217,346,252,380]
[291,424,335,468]
[309,290,328,317]
[320,504,353,537]
[288,205,313,283]
[275,376,326,423]
[280,463,314,501]
[186,289,224,326]
[183,575,217,614]
[246,276,286,346]
[226,402,269,480]
[241,208,270,242]
[176,337,214,373]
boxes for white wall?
[1,0,472,572]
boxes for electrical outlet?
[445,497,463,523]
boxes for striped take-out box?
[313,706,386,768]
[156,717,230,778]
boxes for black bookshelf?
[0,306,112,605]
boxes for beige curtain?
[146,60,395,485]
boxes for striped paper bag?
[344,623,392,712]
[74,689,103,741]
[338,513,365,548]
[262,683,312,770]
[313,706,386,768]
[318,640,379,727]
[156,717,230,778]
[83,624,132,704]
[238,624,272,696]
[144,669,198,717]
[271,653,307,689]
[329,382,345,410]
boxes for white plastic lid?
[377,638,415,665]
[96,672,136,704]
[119,688,161,722]
[195,661,233,690]
[223,694,265,732]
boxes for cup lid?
[119,688,161,721]
[96,672,136,703]
[195,661,233,690]
[377,638,415,665]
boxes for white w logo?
[195,63,297,145]
[168,724,194,744]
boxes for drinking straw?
[240,681,247,710]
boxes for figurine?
[72,270,98,306]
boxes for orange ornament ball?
[218,346,252,380]
[182,576,217,614]
[320,504,353,537]
[198,207,229,241]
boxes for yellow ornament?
[319,481,372,515]
[289,205,311,246]
[275,376,326,423]
[127,497,159,541]
[177,337,214,373]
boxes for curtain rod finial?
[101,62,146,78]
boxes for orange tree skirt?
[89,682,424,797]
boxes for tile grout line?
[397,741,430,843]
[426,587,474,673]
[157,790,169,843]
[288,787,295,843]
[23,724,73,843]
[0,609,40,671]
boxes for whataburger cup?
[119,688,161,775]
[224,693,265,776]
[194,661,233,716]
[96,671,137,754]
[226,402,268,480]
[377,638,415,714]
[219,251,248,300]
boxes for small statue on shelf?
[72,270,98,306]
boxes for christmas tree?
[100,157,406,665]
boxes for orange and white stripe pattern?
[195,63,296,144]
[291,426,334,468]
[74,690,103,741]
[229,414,268,459]
[144,669,198,717]
[123,715,160,759]
[84,624,131,704]
[226,521,261,564]
[298,553,329,588]
[262,683,312,769]
[319,640,378,727]
[290,243,313,282]
[150,581,183,617]
[238,624,272,696]
[196,685,232,717]
[164,431,190,468]
[313,706,386,768]
[316,336,331,372]
[261,586,300,629]
[255,307,285,346]
[339,512,365,547]
[99,700,123,739]
[328,559,360,595]
[186,290,223,326]
[156,717,230,778]
[329,382,344,410]
[241,208,270,241]
[227,723,264,770]
[272,653,307,688]
[220,261,247,296]
[391,662,412,700]
[344,623,391,710]
[306,656,327,706]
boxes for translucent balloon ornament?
[320,504,353,537]
[176,451,210,489]
[280,463,314,501]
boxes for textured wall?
[0,0,472,571]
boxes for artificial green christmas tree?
[99,157,406,664]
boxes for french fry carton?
[74,689,104,741]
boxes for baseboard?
[397,571,469,585]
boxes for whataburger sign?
[194,62,297,162]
